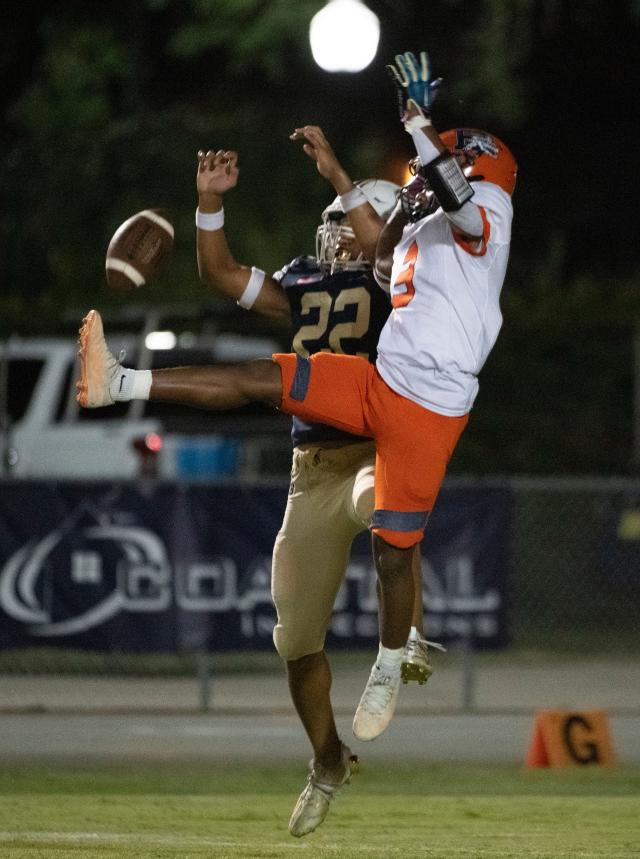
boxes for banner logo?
[0,513,170,636]
[455,130,500,160]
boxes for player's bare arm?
[290,125,385,264]
[374,200,408,289]
[196,149,290,322]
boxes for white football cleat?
[352,662,401,741]
[76,309,120,408]
[288,743,358,838]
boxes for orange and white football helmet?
[439,129,518,196]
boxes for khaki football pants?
[271,440,376,661]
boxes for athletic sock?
[111,368,152,402]
[132,369,153,400]
[376,642,404,674]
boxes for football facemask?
[400,160,439,222]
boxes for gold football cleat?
[401,637,435,685]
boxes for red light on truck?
[145,432,163,453]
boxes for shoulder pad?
[276,255,324,287]
[273,255,319,283]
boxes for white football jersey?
[376,181,513,416]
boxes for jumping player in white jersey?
[75,50,516,838]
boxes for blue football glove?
[386,51,442,119]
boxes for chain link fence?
[509,477,639,653]
[447,476,640,714]
[1,476,638,714]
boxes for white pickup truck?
[0,329,289,480]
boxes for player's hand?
[197,149,239,197]
[386,51,442,120]
[289,125,347,188]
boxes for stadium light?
[309,0,380,72]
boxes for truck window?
[54,361,74,422]
[76,401,132,421]
[141,398,288,433]
[5,359,45,422]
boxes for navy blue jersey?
[274,255,391,446]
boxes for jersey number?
[391,240,418,308]
[292,287,371,359]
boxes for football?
[105,209,174,293]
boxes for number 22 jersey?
[274,255,391,446]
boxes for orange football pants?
[273,352,468,548]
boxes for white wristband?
[237,267,266,310]
[409,128,441,167]
[196,207,224,230]
[403,114,432,133]
[339,186,368,213]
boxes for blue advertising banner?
[0,480,511,650]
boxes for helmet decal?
[440,128,518,196]
[454,130,500,160]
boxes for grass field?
[0,761,638,858]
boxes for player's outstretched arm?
[388,51,483,242]
[196,149,290,322]
[290,125,384,264]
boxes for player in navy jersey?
[191,128,442,836]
